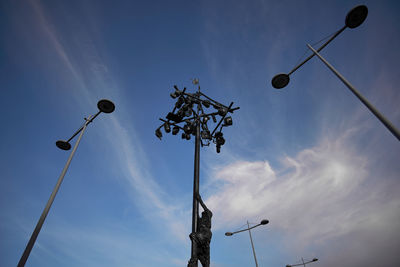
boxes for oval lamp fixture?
[56,140,71,150]
[271,73,290,89]
[345,5,368,29]
[97,99,115,113]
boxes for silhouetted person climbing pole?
[188,194,212,267]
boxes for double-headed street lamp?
[225,219,269,267]
[271,5,368,89]
[271,5,400,141]
[156,79,239,266]
[18,99,115,267]
[286,257,318,267]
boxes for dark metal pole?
[18,116,91,267]
[307,43,400,141]
[190,120,201,266]
[302,258,306,267]
[247,221,259,267]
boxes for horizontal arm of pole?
[159,118,185,130]
[176,105,239,125]
[288,25,347,75]
[230,223,262,235]
[198,107,240,118]
[181,91,240,114]
[198,91,240,111]
[288,260,316,267]
[199,92,227,108]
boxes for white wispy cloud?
[204,120,400,264]
[28,0,189,246]
[198,2,400,253]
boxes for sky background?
[1,0,400,266]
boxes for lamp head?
[172,126,180,135]
[155,128,162,140]
[201,130,211,140]
[215,132,225,153]
[211,114,217,123]
[215,132,225,145]
[166,112,183,123]
[164,123,171,133]
[345,5,368,29]
[225,232,233,236]
[175,97,184,108]
[312,258,318,262]
[223,116,233,126]
[56,140,71,150]
[271,73,290,89]
[97,99,115,113]
[202,100,211,108]
[218,107,227,116]
[260,219,269,225]
[184,123,193,134]
[170,91,179,99]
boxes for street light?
[271,5,368,89]
[286,257,318,267]
[17,99,115,267]
[225,219,269,267]
[156,79,239,266]
[271,5,400,141]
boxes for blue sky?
[1,0,400,266]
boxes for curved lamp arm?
[225,219,269,236]
[287,258,318,267]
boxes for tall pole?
[302,258,306,267]
[247,221,259,267]
[191,121,201,266]
[307,43,400,141]
[18,116,91,267]
[157,83,239,266]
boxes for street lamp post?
[286,257,318,267]
[156,79,239,267]
[225,219,269,267]
[17,99,115,267]
[271,5,400,141]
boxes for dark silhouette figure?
[188,194,213,267]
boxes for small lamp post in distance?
[286,257,318,267]
[225,219,269,267]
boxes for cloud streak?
[198,5,400,265]
[28,0,189,245]
[205,122,400,264]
